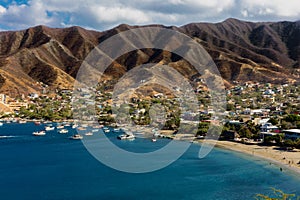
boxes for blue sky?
[0,0,299,31]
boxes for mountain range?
[0,18,299,97]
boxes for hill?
[0,18,299,97]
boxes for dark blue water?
[0,123,300,200]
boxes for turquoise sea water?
[0,122,300,200]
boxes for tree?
[268,118,278,125]
[284,114,300,123]
[284,139,296,148]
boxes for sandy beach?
[198,140,300,175]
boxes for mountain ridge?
[0,18,299,97]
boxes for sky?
[0,0,299,31]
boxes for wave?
[0,135,17,139]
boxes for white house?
[260,123,279,133]
[283,129,300,140]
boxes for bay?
[0,122,299,200]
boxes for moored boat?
[70,134,83,140]
[117,133,135,140]
[77,127,86,131]
[32,131,46,136]
[85,132,93,136]
[45,126,55,131]
[56,125,64,129]
[58,129,68,134]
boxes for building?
[0,94,6,104]
[260,123,279,133]
[8,101,28,111]
[282,129,300,140]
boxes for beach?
[200,139,300,175]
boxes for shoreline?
[198,139,300,176]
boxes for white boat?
[0,122,3,126]
[117,133,135,140]
[151,138,157,142]
[72,124,78,129]
[92,125,102,129]
[103,127,110,133]
[58,129,68,134]
[45,126,55,131]
[77,127,86,131]
[92,129,99,132]
[70,134,83,140]
[32,131,46,136]
[56,125,64,129]
[18,120,27,124]
[85,132,93,136]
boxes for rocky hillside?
[0,18,299,97]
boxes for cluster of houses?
[0,93,29,114]
[260,122,300,141]
[226,82,300,142]
[1,80,300,143]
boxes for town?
[1,81,300,149]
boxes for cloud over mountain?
[0,0,299,31]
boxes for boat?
[72,124,78,129]
[45,126,55,131]
[70,134,83,140]
[103,127,110,133]
[85,132,93,136]
[32,131,46,136]
[92,125,102,129]
[58,129,68,134]
[151,138,157,142]
[117,133,135,140]
[56,125,64,129]
[113,128,120,132]
[77,127,86,131]
[19,120,27,124]
[91,129,99,132]
[0,122,3,126]
[34,121,40,125]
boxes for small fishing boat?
[70,134,83,140]
[45,126,55,131]
[77,127,86,131]
[72,124,78,129]
[117,133,135,140]
[32,131,46,136]
[58,129,68,134]
[56,125,64,129]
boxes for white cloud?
[0,5,6,14]
[0,0,58,29]
[90,6,151,24]
[241,0,300,18]
[0,0,299,31]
